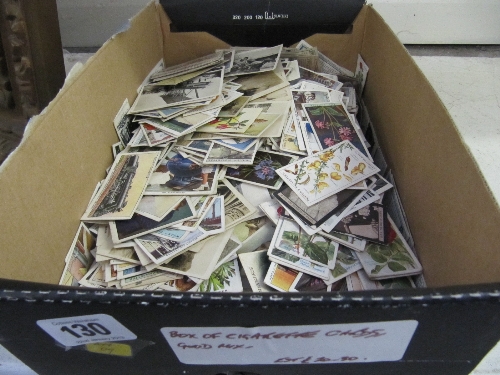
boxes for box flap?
[159,0,366,46]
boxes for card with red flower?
[302,102,370,157]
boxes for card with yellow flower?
[275,141,379,206]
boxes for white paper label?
[37,314,136,347]
[161,320,418,365]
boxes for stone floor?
[0,109,26,165]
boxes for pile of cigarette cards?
[60,40,424,293]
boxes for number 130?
[60,323,111,338]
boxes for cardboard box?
[0,2,500,374]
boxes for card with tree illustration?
[355,216,422,280]
[302,103,370,157]
[224,150,297,189]
[198,259,243,293]
[276,140,380,207]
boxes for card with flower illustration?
[224,150,298,189]
[195,108,263,133]
[276,140,380,207]
[355,216,422,280]
[302,103,370,157]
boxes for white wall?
[56,0,500,47]
[371,0,500,44]
[57,0,150,48]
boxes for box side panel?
[157,5,230,67]
[359,6,500,286]
[303,6,368,73]
[2,286,500,375]
[0,2,163,284]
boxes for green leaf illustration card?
[270,217,338,269]
[328,245,363,284]
[198,259,243,293]
[355,216,422,280]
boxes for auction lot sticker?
[37,314,136,347]
[162,320,418,365]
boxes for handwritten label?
[37,314,136,347]
[86,342,133,357]
[161,320,418,365]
